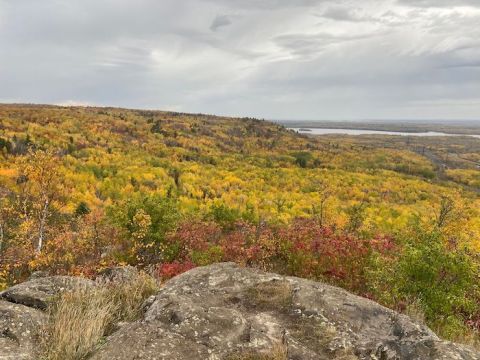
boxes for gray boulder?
[91,263,480,360]
[0,275,94,310]
[0,300,47,360]
[97,266,139,283]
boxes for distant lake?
[290,128,480,139]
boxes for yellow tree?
[17,150,64,254]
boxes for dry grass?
[41,272,158,360]
[405,299,426,325]
[246,279,293,311]
[228,343,288,360]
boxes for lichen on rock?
[90,263,480,360]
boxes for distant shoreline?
[278,120,480,136]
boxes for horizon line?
[0,102,479,123]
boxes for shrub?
[109,194,180,265]
[292,152,312,168]
[74,201,91,217]
[371,226,480,342]
[163,221,221,262]
[277,218,395,293]
[208,203,242,229]
[396,230,478,320]
[156,260,195,280]
[31,209,116,278]
[161,218,395,295]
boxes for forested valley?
[0,104,479,346]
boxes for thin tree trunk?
[0,223,4,253]
[36,199,49,253]
[22,198,29,220]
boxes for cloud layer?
[0,0,479,120]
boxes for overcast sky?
[0,0,479,120]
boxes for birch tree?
[18,150,63,254]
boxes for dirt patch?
[244,280,293,312]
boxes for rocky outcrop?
[0,264,478,360]
[91,263,480,360]
[97,265,139,283]
[0,301,47,360]
[0,275,94,360]
[0,275,94,310]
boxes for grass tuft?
[246,279,293,311]
[41,272,158,360]
[228,343,288,360]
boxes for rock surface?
[0,264,478,360]
[97,265,139,283]
[0,300,47,360]
[91,263,480,360]
[0,275,94,310]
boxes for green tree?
[109,194,180,265]
[394,227,478,334]
[75,202,91,217]
[208,203,241,230]
[292,152,312,168]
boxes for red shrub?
[156,260,195,280]
[169,221,221,252]
[159,218,396,292]
[276,218,396,291]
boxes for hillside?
[0,104,479,346]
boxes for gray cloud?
[321,6,364,22]
[210,15,232,31]
[274,31,383,57]
[0,0,479,120]
[397,0,480,7]
[202,0,324,10]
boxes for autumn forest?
[0,104,479,345]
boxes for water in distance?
[290,128,480,138]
